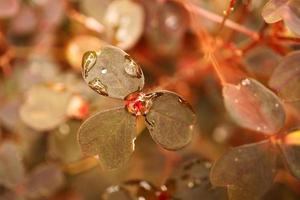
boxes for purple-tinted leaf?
[165,159,227,200]
[104,0,145,50]
[279,130,300,179]
[223,78,285,134]
[19,85,72,131]
[48,121,83,164]
[269,51,300,102]
[262,0,300,36]
[262,0,287,23]
[82,46,144,99]
[210,141,277,200]
[24,164,65,199]
[0,0,19,18]
[0,143,24,188]
[145,91,196,150]
[78,107,136,169]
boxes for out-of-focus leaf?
[223,78,285,134]
[145,91,196,150]
[210,141,277,200]
[262,0,300,36]
[262,0,287,23]
[81,46,144,99]
[104,0,144,50]
[165,159,227,200]
[48,121,83,164]
[19,84,72,131]
[0,143,24,188]
[144,0,189,54]
[78,107,136,169]
[280,130,300,179]
[24,164,65,199]
[0,0,19,18]
[243,46,282,79]
[102,185,133,200]
[269,51,300,102]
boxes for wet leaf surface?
[0,143,24,189]
[269,51,300,102]
[19,84,72,131]
[223,78,285,134]
[145,91,196,150]
[210,141,277,200]
[104,0,145,50]
[78,107,136,169]
[165,159,227,200]
[82,46,144,99]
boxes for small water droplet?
[101,68,107,74]
[256,126,262,131]
[204,162,212,169]
[124,55,142,78]
[58,123,70,136]
[241,78,251,86]
[82,51,97,78]
[275,103,279,108]
[88,78,108,96]
[234,99,239,103]
[140,181,152,191]
[106,185,120,193]
[234,157,239,162]
[187,181,195,188]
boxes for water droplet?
[101,67,107,74]
[241,78,251,86]
[234,99,239,103]
[234,157,239,162]
[275,103,279,108]
[256,126,262,131]
[124,55,142,78]
[82,51,97,78]
[187,181,195,188]
[58,123,70,136]
[140,181,152,191]
[106,185,120,193]
[88,78,108,96]
[204,162,212,169]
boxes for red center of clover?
[125,92,152,116]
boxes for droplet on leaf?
[145,91,196,150]
[66,35,104,72]
[78,107,136,169]
[210,141,277,200]
[223,78,285,134]
[81,45,144,99]
[82,51,97,79]
[165,158,227,200]
[269,51,300,102]
[104,0,145,50]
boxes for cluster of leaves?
[0,0,300,199]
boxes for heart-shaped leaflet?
[79,45,196,169]
[210,129,300,200]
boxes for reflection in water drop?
[88,78,108,96]
[241,78,251,86]
[82,51,97,78]
[101,67,108,74]
[124,55,142,78]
